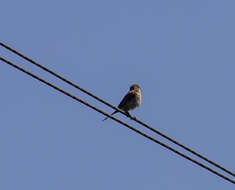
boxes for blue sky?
[1,0,234,189]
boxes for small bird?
[102,84,141,121]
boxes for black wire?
[0,56,234,184]
[1,41,234,178]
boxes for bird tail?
[102,110,118,121]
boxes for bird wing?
[118,90,135,110]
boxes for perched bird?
[102,84,141,121]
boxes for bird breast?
[129,91,141,110]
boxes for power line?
[1,41,234,178]
[0,56,234,184]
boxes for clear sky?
[1,0,234,189]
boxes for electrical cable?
[1,41,234,178]
[0,56,234,184]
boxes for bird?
[102,84,141,121]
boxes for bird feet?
[125,111,136,120]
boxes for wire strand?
[1,41,234,178]
[0,56,234,184]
